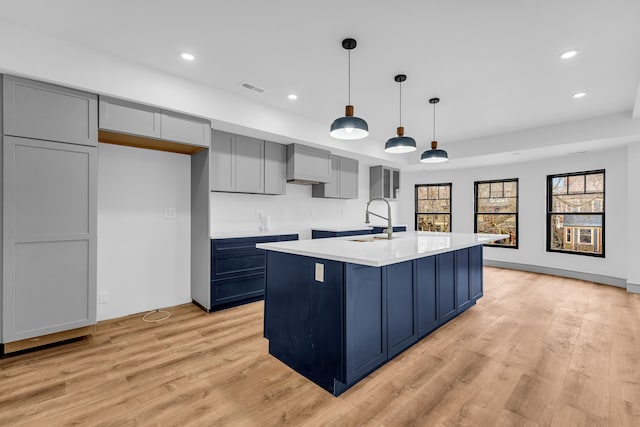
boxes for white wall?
[210,159,400,239]
[626,141,640,291]
[399,147,629,281]
[97,143,191,320]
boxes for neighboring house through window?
[547,170,604,257]
[474,178,518,248]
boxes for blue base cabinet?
[264,245,484,396]
[210,234,298,310]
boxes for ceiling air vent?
[240,81,266,94]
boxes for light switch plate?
[315,263,324,282]
[99,291,110,304]
[164,208,176,219]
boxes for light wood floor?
[1,267,639,426]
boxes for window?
[474,179,518,248]
[579,229,592,244]
[415,183,451,232]
[547,170,604,257]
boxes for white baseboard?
[483,260,627,289]
[626,282,640,294]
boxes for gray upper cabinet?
[370,165,401,200]
[312,155,358,199]
[235,135,264,194]
[210,130,286,195]
[210,130,235,192]
[286,144,331,184]
[264,141,286,195]
[160,111,210,148]
[98,96,210,148]
[3,75,98,147]
[99,96,161,139]
[340,156,359,199]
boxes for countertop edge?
[256,232,508,267]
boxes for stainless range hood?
[286,143,331,184]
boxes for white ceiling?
[2,0,640,168]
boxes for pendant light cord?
[399,80,403,126]
[347,49,351,105]
[432,101,436,140]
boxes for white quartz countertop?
[256,231,508,267]
[210,229,300,239]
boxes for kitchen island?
[256,231,506,396]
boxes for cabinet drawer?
[279,234,299,242]
[212,236,279,253]
[212,273,265,305]
[212,251,265,279]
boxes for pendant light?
[385,74,416,153]
[330,38,369,140]
[420,97,449,163]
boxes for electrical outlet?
[99,291,110,304]
[164,208,176,219]
[315,263,324,283]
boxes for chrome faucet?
[365,197,392,240]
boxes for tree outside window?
[415,184,451,232]
[474,179,518,248]
[547,170,604,257]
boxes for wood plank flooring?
[1,267,639,426]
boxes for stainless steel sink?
[350,236,400,242]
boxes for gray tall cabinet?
[1,75,97,352]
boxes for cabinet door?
[98,96,160,139]
[383,168,391,198]
[437,251,457,324]
[4,75,98,147]
[286,144,331,183]
[469,245,483,300]
[345,264,386,384]
[416,256,438,338]
[324,155,341,198]
[456,249,471,312]
[235,135,264,193]
[386,261,417,358]
[264,141,286,195]
[339,156,358,199]
[160,112,210,148]
[210,130,235,191]
[369,166,383,199]
[3,137,97,342]
[392,169,400,199]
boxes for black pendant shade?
[330,38,369,140]
[420,97,449,163]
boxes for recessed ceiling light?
[288,94,298,100]
[573,92,587,99]
[560,50,578,59]
[181,52,195,61]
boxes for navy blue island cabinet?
[263,244,483,396]
[210,234,298,310]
